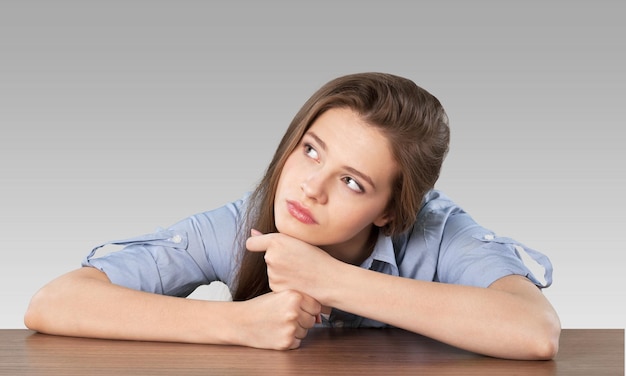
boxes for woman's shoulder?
[409,189,474,242]
[167,193,252,241]
[190,192,251,223]
[418,189,464,217]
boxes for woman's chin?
[275,221,322,245]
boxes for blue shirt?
[83,190,553,328]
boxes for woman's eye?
[304,144,319,160]
[343,177,364,193]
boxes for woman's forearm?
[323,264,560,360]
[24,267,241,345]
[24,267,321,350]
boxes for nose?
[301,172,328,204]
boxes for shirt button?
[484,234,494,240]
[170,235,182,244]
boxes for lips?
[286,200,317,224]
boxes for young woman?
[24,72,561,360]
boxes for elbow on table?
[24,302,40,333]
[23,286,57,334]
[24,290,45,332]
[527,318,561,360]
[531,330,560,360]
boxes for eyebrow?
[307,131,377,190]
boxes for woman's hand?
[245,230,338,303]
[236,290,321,350]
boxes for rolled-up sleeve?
[437,208,553,289]
[82,196,247,297]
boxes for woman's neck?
[321,227,379,266]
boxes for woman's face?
[274,107,398,264]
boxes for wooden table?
[0,328,623,375]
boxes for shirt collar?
[359,232,399,276]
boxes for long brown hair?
[232,72,450,301]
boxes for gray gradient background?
[1,1,624,329]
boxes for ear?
[373,210,393,228]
